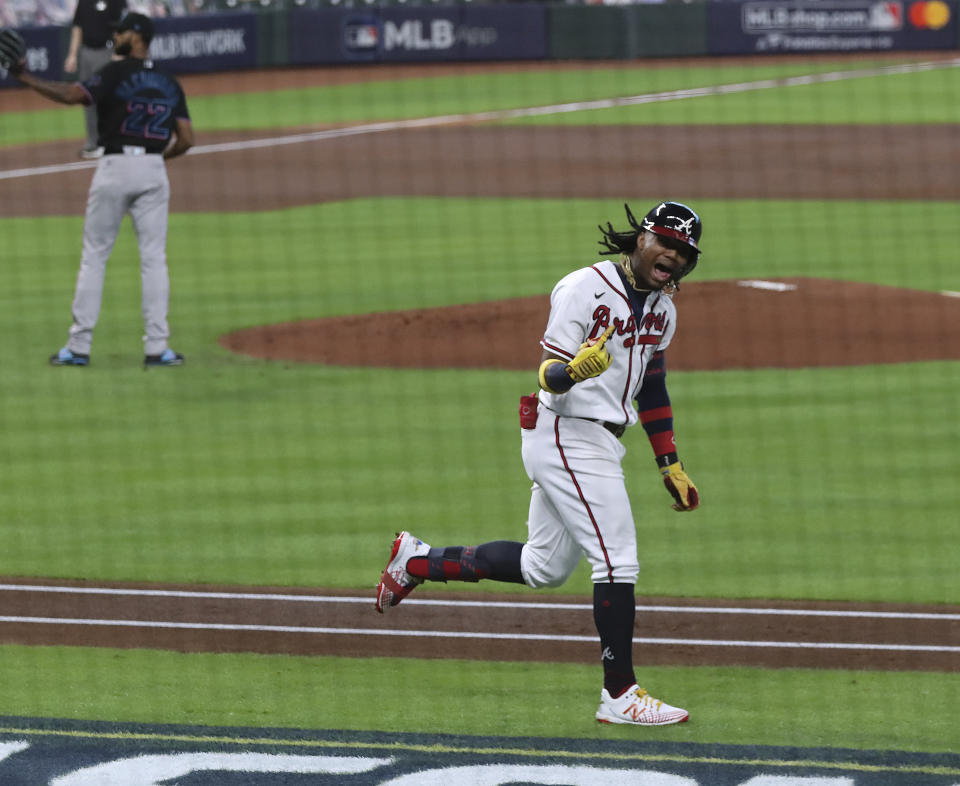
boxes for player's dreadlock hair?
[597,203,643,258]
[598,203,648,291]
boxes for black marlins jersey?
[80,57,190,154]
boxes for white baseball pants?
[519,408,640,588]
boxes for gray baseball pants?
[65,152,173,357]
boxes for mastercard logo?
[908,0,951,28]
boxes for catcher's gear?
[0,29,27,75]
[567,324,616,382]
[660,461,699,512]
[599,202,702,280]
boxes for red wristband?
[648,430,676,458]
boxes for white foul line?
[3,58,959,182]
[1,583,958,621]
[0,615,957,653]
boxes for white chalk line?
[3,57,959,182]
[737,279,799,292]
[1,583,958,621]
[736,280,960,298]
[0,614,957,653]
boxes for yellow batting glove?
[567,324,616,383]
[660,462,699,512]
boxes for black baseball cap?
[113,12,154,44]
[641,201,702,254]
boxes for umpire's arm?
[163,118,194,161]
[13,71,86,105]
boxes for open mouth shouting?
[652,260,677,283]
[625,227,698,291]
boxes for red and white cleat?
[374,531,430,614]
[596,685,689,726]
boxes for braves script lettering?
[589,306,640,345]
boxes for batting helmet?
[599,201,703,280]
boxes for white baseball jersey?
[518,259,678,589]
[538,259,676,427]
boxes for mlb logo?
[344,21,379,51]
[868,1,904,29]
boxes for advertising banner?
[383,5,547,62]
[0,25,62,89]
[290,5,547,65]
[148,12,258,73]
[377,7,462,62]
[709,0,958,53]
[460,5,548,61]
[288,8,346,65]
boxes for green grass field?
[3,646,959,753]
[1,60,958,754]
[4,58,960,146]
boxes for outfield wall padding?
[287,4,548,65]
[547,4,709,60]
[2,1,958,88]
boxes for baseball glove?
[0,29,27,75]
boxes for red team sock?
[406,542,525,584]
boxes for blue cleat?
[144,349,185,367]
[49,347,90,366]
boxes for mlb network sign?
[709,0,957,52]
[148,13,257,73]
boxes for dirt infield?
[5,123,960,218]
[221,278,960,370]
[0,579,957,672]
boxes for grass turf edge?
[0,645,956,753]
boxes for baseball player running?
[376,201,702,726]
[2,14,193,367]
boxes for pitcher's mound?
[220,278,960,370]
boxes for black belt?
[601,421,626,439]
[103,145,161,156]
[576,417,626,439]
[548,408,627,439]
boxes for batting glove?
[661,461,699,512]
[567,324,616,382]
